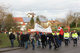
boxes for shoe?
[73,45,75,47]
[32,48,35,50]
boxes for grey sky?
[0,0,80,19]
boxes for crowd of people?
[8,30,80,50]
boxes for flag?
[58,27,64,35]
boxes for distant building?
[13,17,62,31]
[48,20,62,26]
[23,16,48,28]
[13,17,27,31]
[46,20,62,29]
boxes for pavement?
[1,44,80,53]
[0,47,21,52]
[1,38,80,53]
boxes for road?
[2,40,80,53]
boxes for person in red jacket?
[58,27,64,46]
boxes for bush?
[0,33,18,48]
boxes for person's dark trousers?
[65,39,68,46]
[25,41,28,49]
[42,42,46,48]
[10,39,14,47]
[73,38,77,46]
[45,40,48,46]
[47,40,49,44]
[49,40,52,49]
[59,35,63,46]
[54,42,58,49]
[55,38,60,47]
[37,40,40,47]
[68,38,71,43]
[32,39,35,50]
[28,40,31,46]
[78,36,79,40]
[59,40,62,46]
[21,40,24,47]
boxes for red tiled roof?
[13,17,26,26]
[13,17,24,22]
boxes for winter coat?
[9,33,15,40]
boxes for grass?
[0,33,18,48]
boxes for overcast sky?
[0,0,80,19]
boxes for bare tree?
[0,5,8,31]
[65,12,74,26]
[66,12,80,27]
[4,14,18,32]
[73,12,80,27]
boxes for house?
[13,17,62,31]
[47,20,62,29]
[13,17,27,31]
[22,16,48,28]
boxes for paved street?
[2,40,80,53]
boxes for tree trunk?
[76,22,78,27]
[76,18,78,27]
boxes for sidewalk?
[0,47,21,52]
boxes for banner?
[34,23,44,32]
[29,23,52,33]
[45,26,52,33]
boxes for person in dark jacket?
[47,33,53,49]
[35,32,40,48]
[16,32,21,47]
[41,33,46,48]
[9,32,15,47]
[20,33,25,47]
[53,33,60,49]
[24,32,29,49]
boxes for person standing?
[9,32,15,47]
[64,32,70,46]
[53,33,60,49]
[20,32,25,47]
[35,32,40,48]
[24,32,29,49]
[72,30,78,47]
[47,33,53,49]
[58,27,64,46]
[30,32,35,50]
[41,32,46,49]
